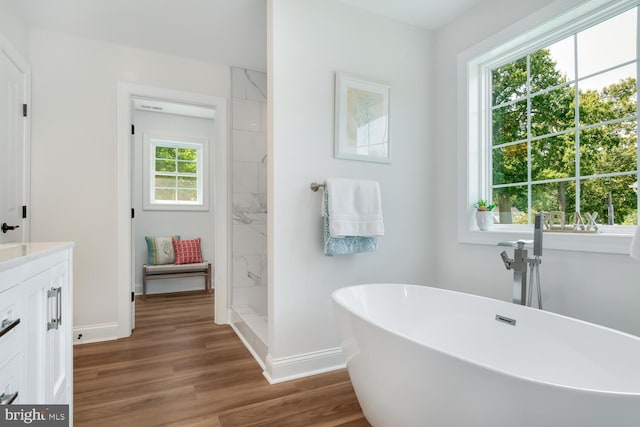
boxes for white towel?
[326,178,384,237]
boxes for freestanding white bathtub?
[332,283,640,427]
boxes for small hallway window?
[143,134,209,211]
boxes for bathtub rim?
[332,282,640,397]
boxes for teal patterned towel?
[323,190,378,256]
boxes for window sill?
[142,203,209,212]
[459,225,633,254]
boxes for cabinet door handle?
[47,287,60,331]
[0,391,18,405]
[0,318,20,338]
[46,287,62,330]
[56,287,62,327]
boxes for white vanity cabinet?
[0,243,73,418]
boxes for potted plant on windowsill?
[474,200,496,231]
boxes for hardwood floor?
[74,293,370,426]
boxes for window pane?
[155,160,176,172]
[178,176,197,188]
[155,188,176,201]
[532,181,576,214]
[492,100,527,145]
[493,185,528,224]
[579,64,636,126]
[492,56,527,105]
[155,175,176,188]
[531,86,575,137]
[177,161,197,173]
[580,175,637,225]
[531,37,574,93]
[577,8,637,78]
[531,133,576,181]
[155,146,176,160]
[580,121,637,176]
[493,143,528,186]
[178,189,198,202]
[178,148,197,161]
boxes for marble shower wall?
[231,67,268,316]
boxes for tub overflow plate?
[495,314,516,326]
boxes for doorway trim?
[116,82,230,338]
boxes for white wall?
[434,0,640,336]
[29,29,231,340]
[0,1,29,58]
[268,0,434,380]
[132,109,216,295]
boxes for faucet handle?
[498,240,517,247]
[500,250,512,270]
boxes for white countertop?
[0,242,75,272]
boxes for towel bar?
[310,182,325,192]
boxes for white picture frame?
[334,72,391,164]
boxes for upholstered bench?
[142,262,212,299]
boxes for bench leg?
[205,263,212,294]
[142,267,147,300]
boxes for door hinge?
[23,104,27,117]
[22,206,27,219]
[131,124,135,135]
[131,208,135,219]
[131,291,135,302]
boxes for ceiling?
[338,0,483,30]
[12,0,482,70]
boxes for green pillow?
[145,236,180,265]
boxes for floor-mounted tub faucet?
[498,214,543,308]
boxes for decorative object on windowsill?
[629,225,640,261]
[540,211,599,233]
[474,200,495,231]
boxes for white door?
[0,50,27,244]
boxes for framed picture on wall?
[334,72,391,164]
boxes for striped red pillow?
[172,237,203,264]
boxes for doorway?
[116,83,230,339]
[131,99,216,303]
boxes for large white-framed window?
[142,133,209,211]
[459,0,640,253]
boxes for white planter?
[476,210,494,231]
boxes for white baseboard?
[73,322,119,345]
[263,347,346,384]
